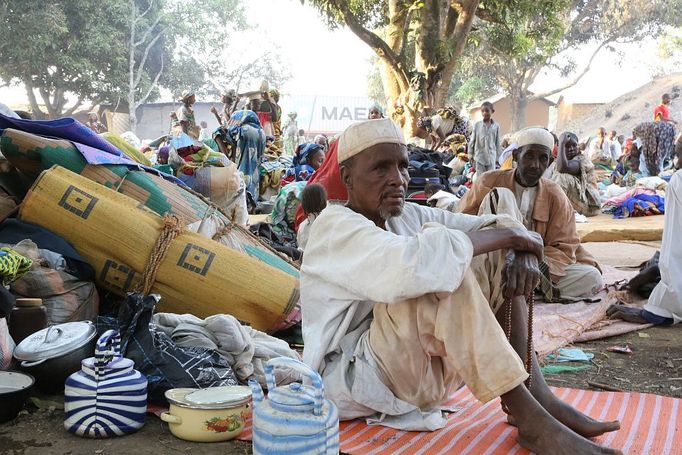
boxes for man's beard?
[378,200,404,220]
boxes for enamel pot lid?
[13,321,97,362]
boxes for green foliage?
[0,0,254,116]
[658,27,682,59]
[306,0,388,30]
[0,0,129,114]
[452,76,496,107]
[366,57,386,103]
[476,0,570,71]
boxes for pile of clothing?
[602,187,666,218]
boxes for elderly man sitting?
[458,127,603,301]
[301,119,620,455]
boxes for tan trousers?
[368,189,528,409]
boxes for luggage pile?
[0,113,301,333]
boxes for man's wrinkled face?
[513,145,551,187]
[341,143,410,222]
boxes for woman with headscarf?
[417,106,470,151]
[552,131,601,217]
[210,90,238,126]
[269,89,283,148]
[226,110,266,202]
[291,143,326,182]
[85,112,107,133]
[175,91,198,139]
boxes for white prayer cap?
[514,127,554,150]
[338,118,406,163]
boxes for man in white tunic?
[608,170,682,325]
[301,119,620,455]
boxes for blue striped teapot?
[249,357,339,454]
[64,330,147,438]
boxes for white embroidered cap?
[514,127,554,150]
[338,118,406,163]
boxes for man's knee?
[557,264,603,298]
[583,266,604,293]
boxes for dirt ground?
[1,240,678,455]
[544,325,682,398]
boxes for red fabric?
[257,111,273,127]
[654,104,670,121]
[294,139,347,230]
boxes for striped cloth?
[237,387,682,454]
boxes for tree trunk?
[127,0,138,134]
[510,91,528,133]
[128,93,137,134]
[24,83,46,119]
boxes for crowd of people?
[7,80,677,455]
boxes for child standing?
[468,101,500,176]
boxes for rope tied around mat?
[212,206,239,241]
[134,214,184,295]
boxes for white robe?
[300,202,521,429]
[645,171,682,322]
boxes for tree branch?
[133,29,164,89]
[437,0,480,105]
[134,13,163,48]
[530,37,611,99]
[329,0,410,92]
[387,0,409,55]
[137,54,164,107]
[63,98,84,116]
[134,0,155,25]
[25,82,43,117]
[443,4,459,38]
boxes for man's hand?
[606,304,647,324]
[210,106,218,114]
[504,251,541,299]
[510,228,544,261]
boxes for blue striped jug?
[249,357,339,455]
[64,330,147,437]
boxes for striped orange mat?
[238,387,682,454]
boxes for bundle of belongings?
[0,112,301,333]
[3,220,99,324]
[0,110,304,405]
[602,178,667,218]
[97,293,300,403]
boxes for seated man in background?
[459,127,603,301]
[302,119,620,455]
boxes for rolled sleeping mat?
[19,166,301,333]
[1,128,298,277]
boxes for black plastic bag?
[97,293,238,403]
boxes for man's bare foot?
[542,394,621,438]
[515,404,622,455]
[506,391,621,437]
